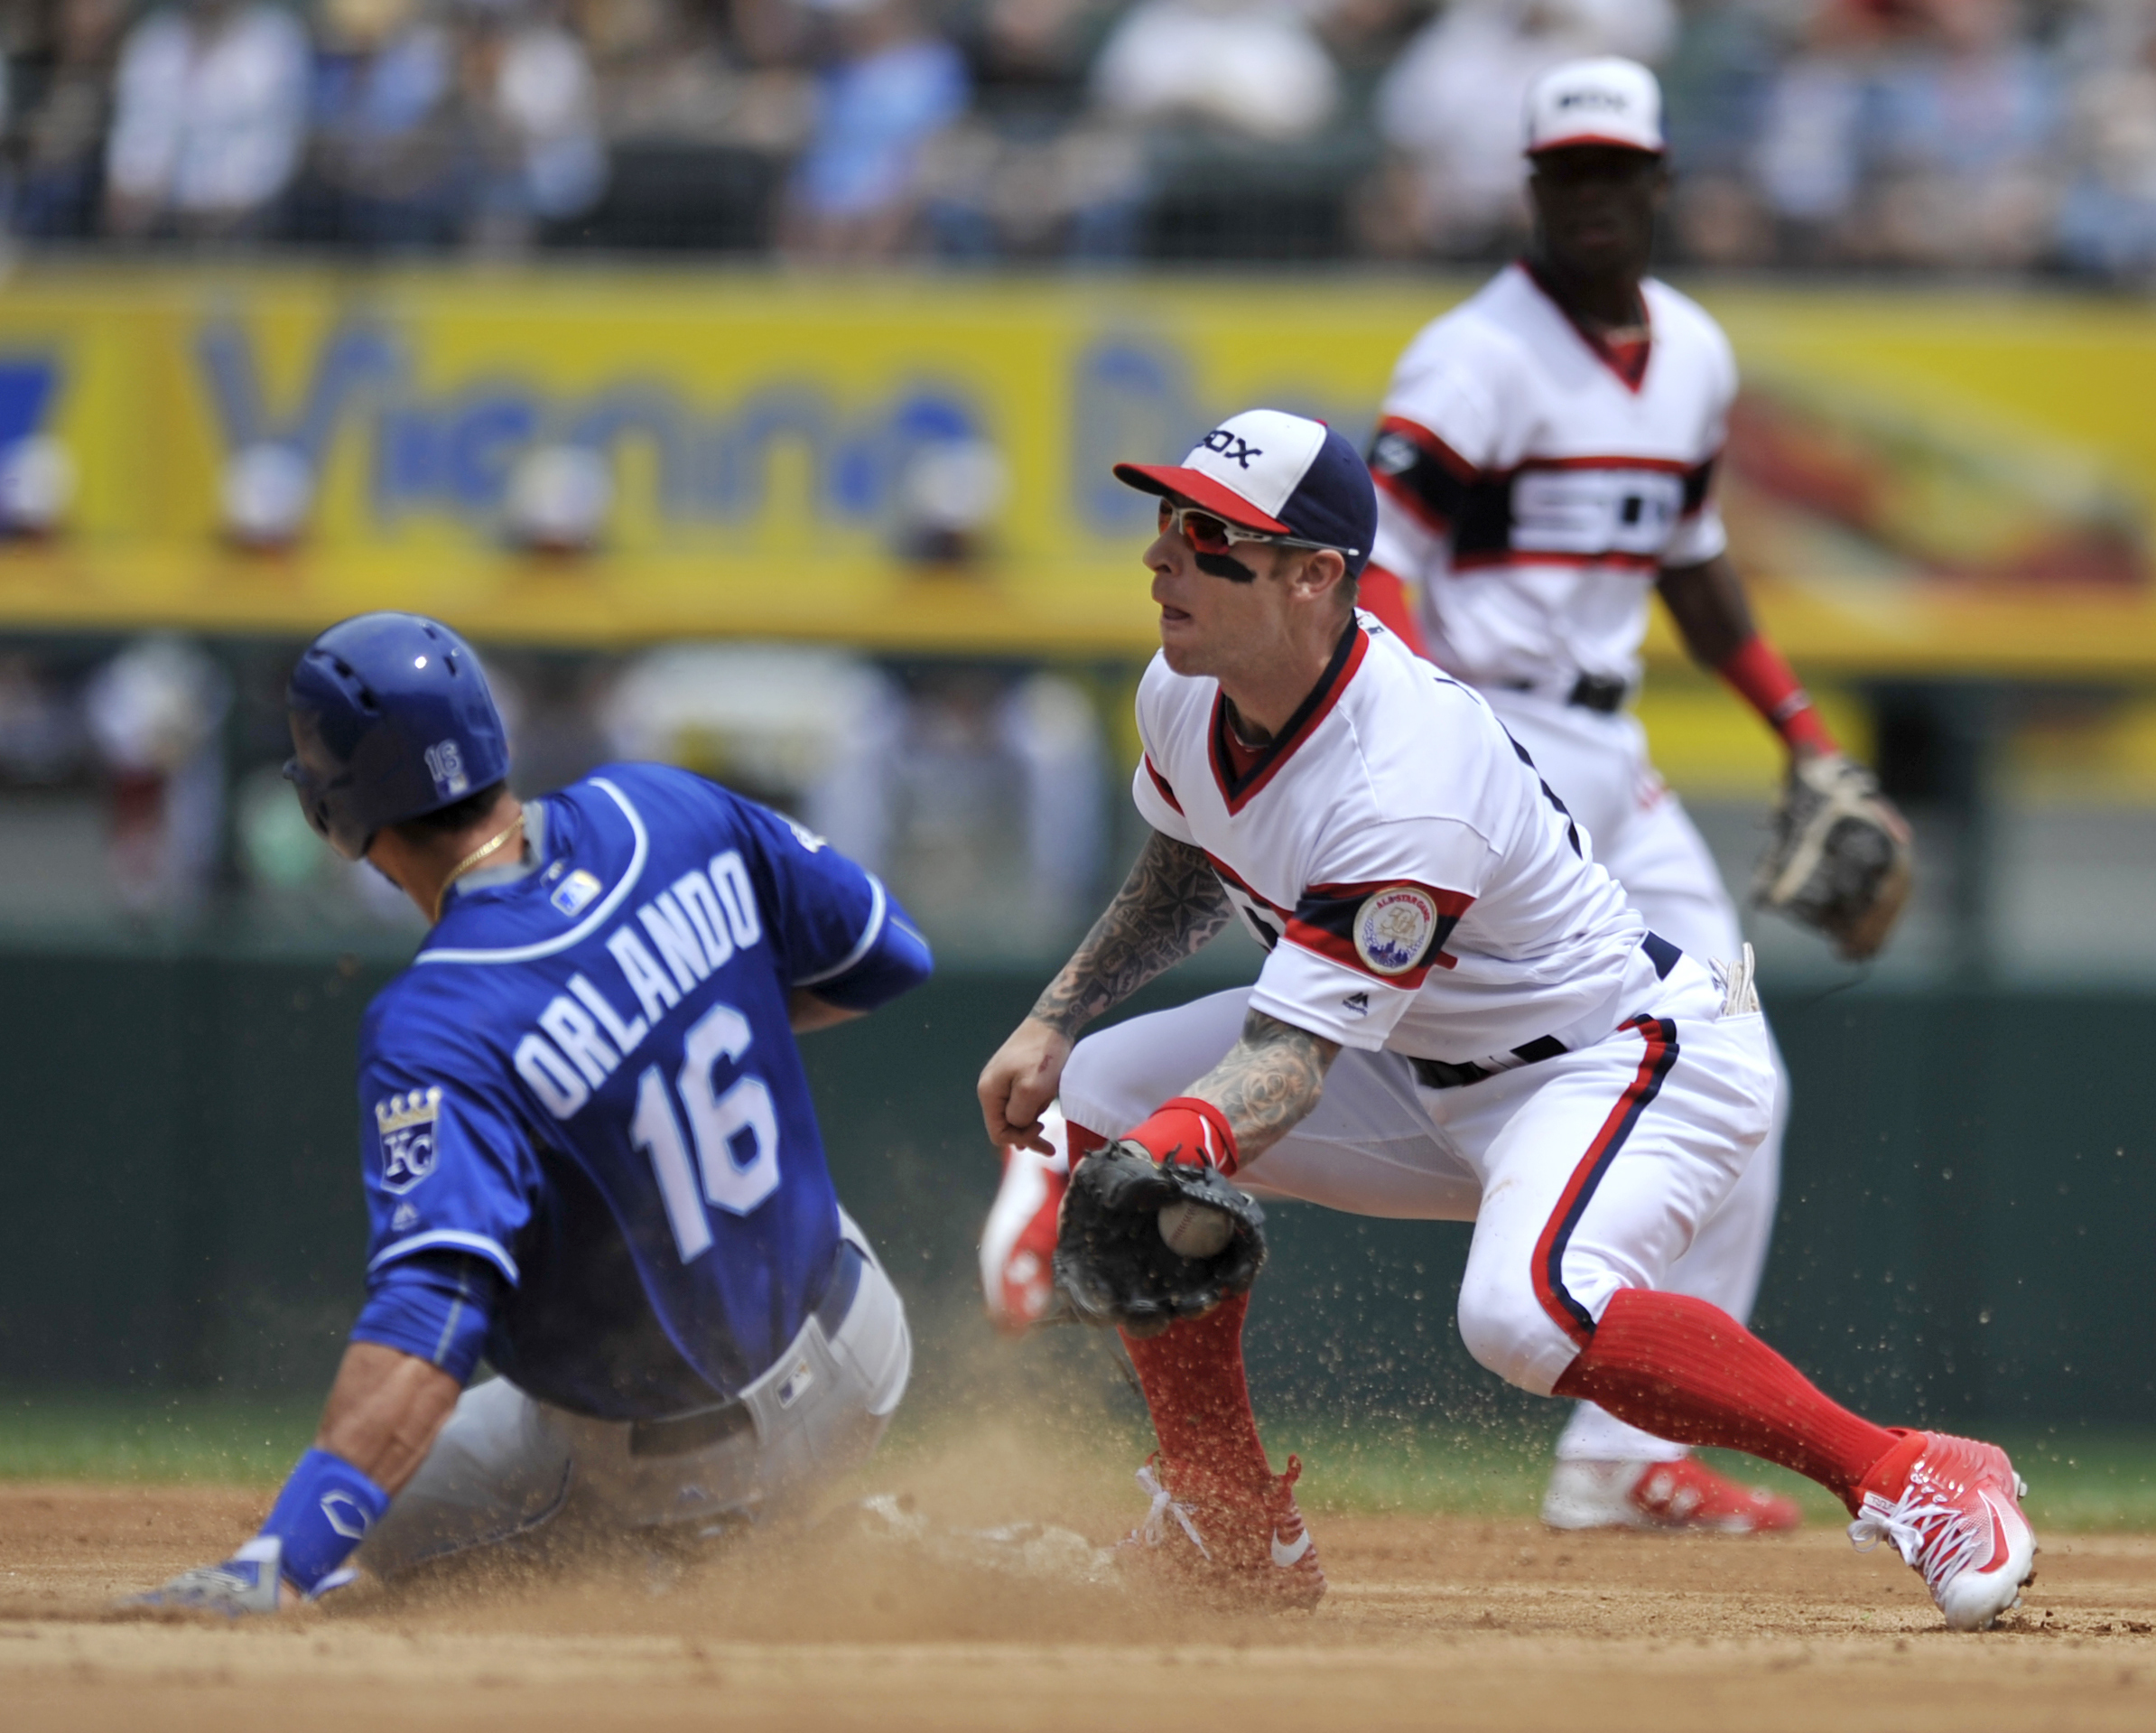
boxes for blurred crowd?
[0,636,1113,953]
[0,0,2152,274]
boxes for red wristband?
[1124,1096,1241,1177]
[1716,634,1836,755]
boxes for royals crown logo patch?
[1353,887,1439,976]
[375,1086,443,1194]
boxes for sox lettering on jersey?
[1373,416,1711,573]
[1365,265,1734,694]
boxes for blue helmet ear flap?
[283,613,510,862]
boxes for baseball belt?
[627,1237,868,1458]
[1409,931,1682,1090]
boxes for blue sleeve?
[358,1010,542,1289]
[731,798,935,1011]
[349,1252,498,1384]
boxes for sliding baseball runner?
[975,405,2032,1629]
[125,612,930,1613]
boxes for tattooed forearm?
[1028,831,1231,1038]
[1189,1010,1341,1163]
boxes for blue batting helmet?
[284,613,509,860]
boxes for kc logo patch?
[1200,429,1262,469]
[1353,887,1439,976]
[375,1086,443,1194]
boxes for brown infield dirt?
[5,1442,2154,1733]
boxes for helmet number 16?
[629,1001,781,1262]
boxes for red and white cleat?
[1849,1430,2037,1631]
[1117,1454,1326,1612]
[1541,1456,1804,1533]
[979,1106,1069,1333]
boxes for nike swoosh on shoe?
[1975,1491,2012,1574]
[1270,1529,1314,1568]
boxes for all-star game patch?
[1353,886,1440,976]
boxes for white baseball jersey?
[1132,614,1665,1065]
[1366,263,1735,694]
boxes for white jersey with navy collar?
[1366,262,1735,695]
[1131,614,1659,1063]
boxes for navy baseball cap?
[1115,409,1377,576]
[285,612,510,860]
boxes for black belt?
[1567,673,1629,714]
[1409,932,1682,1091]
[627,1238,866,1458]
[1412,1033,1568,1091]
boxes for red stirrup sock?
[1120,1291,1274,1494]
[1551,1290,1900,1513]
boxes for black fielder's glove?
[1752,751,1914,961]
[1051,1141,1267,1338]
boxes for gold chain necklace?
[432,807,525,923]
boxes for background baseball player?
[976,407,2033,1632]
[125,611,930,1614]
[982,56,1911,1538]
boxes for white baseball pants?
[356,1213,911,1581]
[1487,692,1790,1461]
[1059,955,1777,1405]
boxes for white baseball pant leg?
[1487,694,1789,1464]
[1058,959,1776,1404]
[358,1212,911,1580]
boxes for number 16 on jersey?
[630,1000,782,1260]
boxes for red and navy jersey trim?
[1208,621,1368,815]
[1680,452,1718,519]
[1284,878,1473,988]
[1142,753,1184,815]
[1203,849,1291,950]
[1368,415,1479,535]
[1532,1016,1680,1346]
[1370,416,1715,573]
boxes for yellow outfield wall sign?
[0,266,2152,672]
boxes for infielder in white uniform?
[982,56,1910,1537]
[975,405,2033,1631]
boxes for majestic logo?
[423,739,469,800]
[1200,429,1262,470]
[374,1086,443,1194]
[1341,991,1371,1017]
[1353,886,1439,976]
[783,815,828,853]
[550,869,602,917]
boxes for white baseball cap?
[1113,408,1375,568]
[1524,58,1664,157]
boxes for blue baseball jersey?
[353,762,922,1421]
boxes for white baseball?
[1157,1199,1233,1259]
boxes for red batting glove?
[1123,1096,1240,1178]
